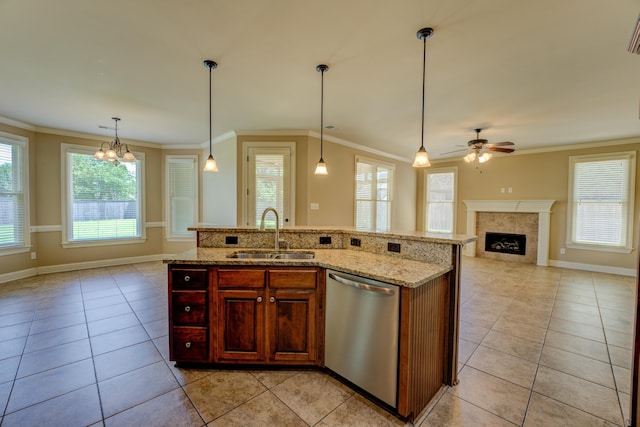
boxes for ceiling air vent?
[629,14,640,54]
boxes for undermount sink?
[227,251,315,260]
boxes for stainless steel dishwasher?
[324,269,400,408]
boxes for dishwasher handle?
[328,273,396,296]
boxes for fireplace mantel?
[463,200,556,266]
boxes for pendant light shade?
[412,27,434,168]
[314,64,329,175]
[203,59,219,172]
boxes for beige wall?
[417,138,640,271]
[202,135,237,226]
[234,133,416,230]
[1,120,636,278]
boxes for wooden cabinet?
[168,265,323,366]
[169,267,210,363]
[215,267,321,365]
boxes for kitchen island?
[164,227,475,421]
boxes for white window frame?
[354,155,395,232]
[165,155,198,241]
[424,167,457,233]
[0,131,30,256]
[61,143,146,248]
[566,151,635,253]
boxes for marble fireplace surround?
[463,200,556,266]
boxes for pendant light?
[314,64,329,175]
[412,27,434,168]
[203,59,219,172]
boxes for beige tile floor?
[0,257,634,426]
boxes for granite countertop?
[189,226,476,246]
[164,248,452,288]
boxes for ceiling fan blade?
[489,147,515,153]
[440,148,469,155]
[486,141,514,147]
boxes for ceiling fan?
[443,128,515,163]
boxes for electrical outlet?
[560,248,566,254]
[501,188,505,193]
[508,187,513,193]
[30,252,36,260]
[225,236,238,245]
[319,236,332,244]
[350,238,361,247]
[387,242,401,253]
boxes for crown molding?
[0,115,36,131]
[308,130,413,164]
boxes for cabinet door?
[268,290,317,362]
[217,289,265,361]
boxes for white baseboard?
[0,254,167,284]
[549,259,636,277]
[0,268,38,284]
[37,254,166,275]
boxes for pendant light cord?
[209,64,212,155]
[421,35,426,150]
[320,68,324,158]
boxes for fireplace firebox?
[485,232,526,256]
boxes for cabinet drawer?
[172,268,208,290]
[218,269,266,289]
[172,291,207,325]
[171,327,208,362]
[269,269,317,289]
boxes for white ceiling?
[1,0,640,162]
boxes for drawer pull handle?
[185,342,192,349]
[184,306,191,312]
[257,297,263,303]
[269,297,275,303]
[184,275,191,282]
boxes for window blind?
[573,158,628,245]
[426,171,455,233]
[355,158,393,232]
[168,158,196,235]
[255,154,285,227]
[0,141,24,248]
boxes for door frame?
[241,141,296,227]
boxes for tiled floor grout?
[0,258,635,426]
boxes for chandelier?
[93,117,136,163]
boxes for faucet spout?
[259,207,280,251]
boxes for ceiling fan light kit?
[412,27,434,168]
[462,128,514,164]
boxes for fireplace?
[485,232,526,256]
[463,200,555,266]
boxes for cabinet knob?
[184,275,191,282]
[185,342,192,349]
[184,306,191,312]
[257,297,263,303]
[269,297,275,303]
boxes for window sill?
[61,237,147,249]
[566,242,633,254]
[0,246,31,256]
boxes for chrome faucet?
[259,207,281,251]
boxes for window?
[567,151,635,252]
[0,133,29,254]
[62,144,145,246]
[166,156,198,239]
[424,167,457,233]
[355,156,394,232]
